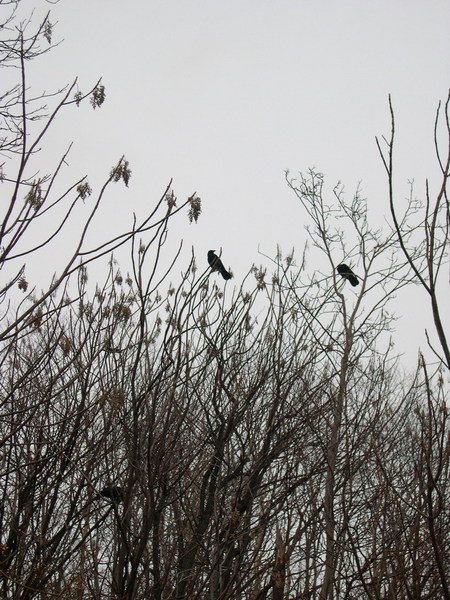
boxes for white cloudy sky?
[8,0,450,363]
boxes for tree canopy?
[0,4,449,600]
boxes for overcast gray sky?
[12,0,450,364]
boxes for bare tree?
[1,5,449,600]
[376,92,450,369]
[285,168,417,600]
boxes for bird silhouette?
[337,264,359,287]
[208,250,232,280]
[99,486,124,503]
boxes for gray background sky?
[11,0,450,364]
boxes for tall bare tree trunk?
[320,329,352,600]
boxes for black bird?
[99,486,124,503]
[208,250,232,280]
[337,264,359,287]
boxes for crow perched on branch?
[337,264,359,287]
[99,486,124,503]
[208,250,232,280]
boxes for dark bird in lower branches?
[337,264,359,287]
[208,250,232,280]
[99,486,124,503]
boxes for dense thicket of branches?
[0,3,449,600]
